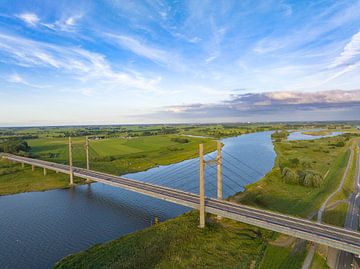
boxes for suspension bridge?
[1,137,360,256]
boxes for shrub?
[282,167,299,184]
[171,138,189,144]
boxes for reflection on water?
[0,131,275,269]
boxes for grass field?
[27,135,217,175]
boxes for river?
[0,131,275,269]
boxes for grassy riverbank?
[55,133,357,269]
[232,135,351,217]
[55,211,273,269]
[0,159,84,195]
[0,135,217,196]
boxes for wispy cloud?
[17,13,40,26]
[17,12,82,32]
[6,73,49,88]
[330,30,360,68]
[0,32,161,92]
[107,34,170,63]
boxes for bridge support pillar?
[32,165,35,171]
[199,144,205,228]
[69,137,74,185]
[216,141,222,220]
[21,162,24,168]
[43,168,47,176]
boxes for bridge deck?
[2,153,360,255]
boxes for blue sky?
[0,0,360,126]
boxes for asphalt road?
[336,143,360,269]
[2,153,360,256]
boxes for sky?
[0,0,360,126]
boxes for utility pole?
[85,136,90,182]
[199,143,205,228]
[216,141,223,220]
[69,137,74,185]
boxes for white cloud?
[6,73,48,88]
[107,34,173,65]
[17,12,81,32]
[0,33,161,92]
[331,30,360,68]
[17,13,40,26]
[7,73,26,84]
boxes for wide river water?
[0,131,275,269]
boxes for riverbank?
[55,211,273,269]
[0,135,217,196]
[55,133,356,268]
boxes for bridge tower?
[85,136,90,182]
[69,137,74,185]
[198,141,223,228]
[199,144,205,228]
[216,141,222,220]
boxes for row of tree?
[0,139,31,154]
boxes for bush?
[289,158,300,167]
[282,167,299,184]
[298,170,322,187]
[171,138,189,143]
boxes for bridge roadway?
[2,153,360,255]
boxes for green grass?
[259,244,307,269]
[54,212,273,269]
[322,202,348,227]
[310,252,329,269]
[0,160,84,195]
